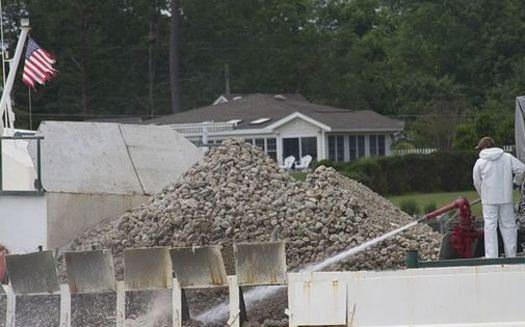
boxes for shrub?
[400,199,420,216]
[423,202,437,214]
[339,150,477,195]
[314,159,335,169]
[392,140,416,150]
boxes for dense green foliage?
[319,151,479,195]
[399,199,420,216]
[2,0,525,146]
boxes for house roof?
[145,94,404,132]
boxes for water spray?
[195,216,424,323]
[195,197,482,323]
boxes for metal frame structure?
[0,243,525,326]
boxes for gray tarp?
[515,97,525,163]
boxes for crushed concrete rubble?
[15,295,60,327]
[66,138,441,325]
[71,293,116,327]
[0,296,5,327]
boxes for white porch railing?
[391,148,436,156]
[168,122,236,135]
[392,145,516,156]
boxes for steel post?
[0,137,2,191]
[59,284,71,327]
[36,138,42,191]
[115,281,125,327]
[172,278,182,327]
[0,22,29,122]
[227,276,240,327]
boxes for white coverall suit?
[473,147,525,258]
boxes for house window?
[255,138,265,150]
[349,135,365,161]
[301,137,317,160]
[267,138,277,161]
[378,135,385,155]
[283,137,318,161]
[370,135,377,156]
[369,134,386,156]
[283,138,300,161]
[209,139,223,145]
[328,136,345,161]
[245,137,278,162]
[358,135,365,157]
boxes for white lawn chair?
[279,155,295,170]
[295,155,312,171]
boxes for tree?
[169,0,180,113]
[3,0,525,133]
[453,123,477,150]
[410,101,467,150]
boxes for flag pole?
[28,86,32,130]
[0,20,30,127]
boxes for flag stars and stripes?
[22,38,56,89]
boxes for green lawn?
[388,190,521,218]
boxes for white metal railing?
[392,145,516,156]
[169,122,236,135]
[391,148,437,156]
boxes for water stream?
[194,219,421,323]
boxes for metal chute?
[5,251,60,327]
[124,247,172,291]
[233,241,287,286]
[170,245,228,288]
[6,251,59,295]
[64,250,116,294]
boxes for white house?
[146,94,405,164]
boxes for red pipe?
[422,197,483,258]
[423,197,470,220]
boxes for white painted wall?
[0,194,47,253]
[275,118,322,164]
[288,265,525,326]
[0,189,150,252]
[275,118,321,137]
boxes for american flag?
[22,38,56,89]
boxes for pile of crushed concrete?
[68,139,441,325]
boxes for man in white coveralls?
[473,136,525,258]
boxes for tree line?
[3,0,525,149]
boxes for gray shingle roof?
[145,94,404,132]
